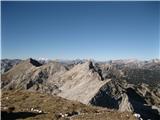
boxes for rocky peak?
[27,58,42,67]
[88,61,94,69]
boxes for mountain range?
[1,58,160,120]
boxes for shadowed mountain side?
[126,88,160,120]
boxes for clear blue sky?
[1,1,160,60]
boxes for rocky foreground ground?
[1,90,136,120]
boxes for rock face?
[57,61,109,104]
[1,58,160,120]
[1,59,67,95]
[119,93,133,112]
[90,79,123,109]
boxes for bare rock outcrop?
[57,61,110,104]
[119,93,133,112]
[1,59,67,95]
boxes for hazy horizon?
[1,57,160,62]
[1,1,160,60]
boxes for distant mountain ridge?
[1,59,22,74]
[1,58,160,73]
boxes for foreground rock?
[1,90,136,120]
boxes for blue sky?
[1,1,160,60]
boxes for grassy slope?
[1,90,136,120]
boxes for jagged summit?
[57,61,108,104]
[26,58,42,67]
